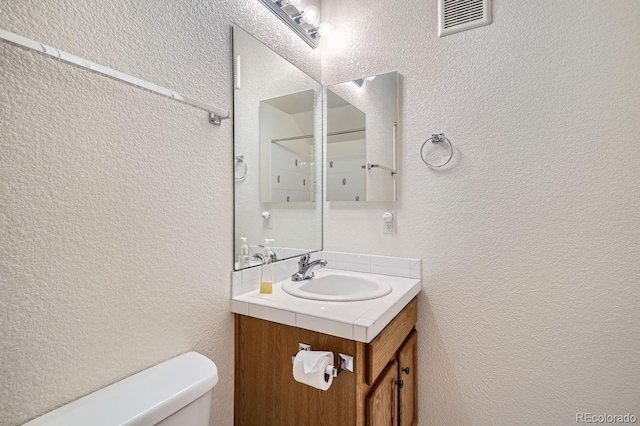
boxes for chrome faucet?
[256,245,277,263]
[291,254,327,281]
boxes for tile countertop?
[231,268,421,343]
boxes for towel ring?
[420,133,453,168]
[235,155,247,181]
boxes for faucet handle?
[299,253,311,266]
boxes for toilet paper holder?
[291,343,354,377]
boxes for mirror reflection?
[326,91,366,201]
[326,71,399,202]
[233,25,322,271]
[261,90,316,203]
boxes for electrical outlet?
[262,211,273,229]
[383,211,396,234]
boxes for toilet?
[24,352,218,426]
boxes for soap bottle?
[238,237,249,268]
[260,239,275,294]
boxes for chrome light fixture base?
[259,0,320,48]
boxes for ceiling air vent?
[438,0,491,37]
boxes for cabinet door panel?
[398,330,418,426]
[366,360,399,426]
[367,299,417,384]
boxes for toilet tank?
[24,352,219,426]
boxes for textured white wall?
[3,1,640,425]
[321,0,640,424]
[0,1,321,425]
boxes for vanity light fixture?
[308,21,332,38]
[292,5,320,25]
[258,0,331,48]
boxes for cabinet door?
[397,330,418,426]
[366,360,399,426]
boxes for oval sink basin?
[282,270,392,302]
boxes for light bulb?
[278,0,300,6]
[303,5,320,25]
[365,75,376,81]
[318,21,332,37]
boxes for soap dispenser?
[260,239,275,294]
[238,237,249,268]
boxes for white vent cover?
[438,0,491,37]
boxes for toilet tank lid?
[24,352,218,426]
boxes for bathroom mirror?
[233,25,322,271]
[326,71,398,202]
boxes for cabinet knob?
[402,367,410,375]
[395,380,404,389]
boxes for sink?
[282,270,392,302]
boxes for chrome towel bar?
[0,28,231,126]
[367,163,397,176]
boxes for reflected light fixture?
[259,0,332,48]
[353,75,375,87]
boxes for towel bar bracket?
[209,113,231,126]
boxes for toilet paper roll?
[292,351,334,391]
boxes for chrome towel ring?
[420,133,454,168]
[235,155,247,181]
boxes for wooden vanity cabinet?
[234,297,418,426]
[397,330,418,426]
[366,330,418,426]
[366,360,399,425]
